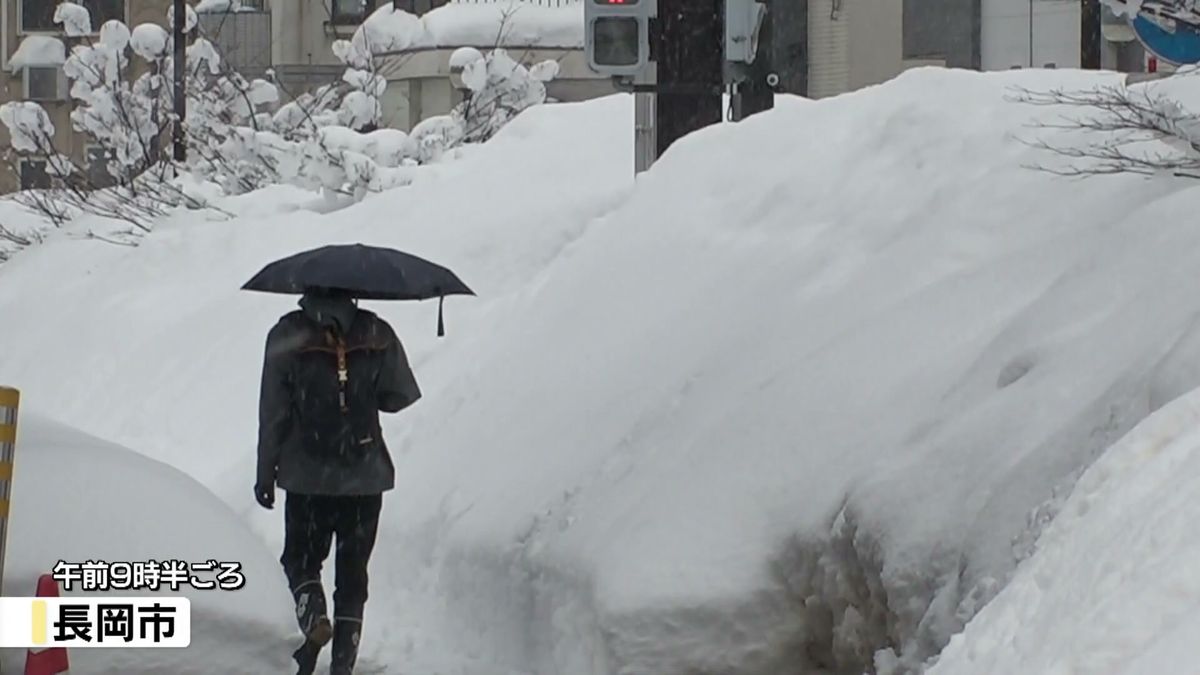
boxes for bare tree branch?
[1009,73,1200,180]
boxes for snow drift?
[0,416,297,674]
[3,67,1200,673]
[928,386,1200,674]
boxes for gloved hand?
[254,482,275,510]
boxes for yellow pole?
[0,387,18,597]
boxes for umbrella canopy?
[242,243,475,335]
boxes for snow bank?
[0,416,295,674]
[7,36,66,73]
[4,68,1200,673]
[928,386,1200,674]
[0,199,59,263]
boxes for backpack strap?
[326,329,350,414]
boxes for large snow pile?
[928,386,1200,674]
[0,416,297,674]
[2,68,1200,673]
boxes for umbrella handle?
[437,295,445,338]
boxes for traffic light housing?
[725,0,767,64]
[585,0,654,76]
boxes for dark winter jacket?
[256,302,421,496]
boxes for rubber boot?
[293,640,322,675]
[329,618,362,675]
[292,581,332,675]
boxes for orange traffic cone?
[25,574,69,675]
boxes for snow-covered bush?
[0,1,558,217]
[453,47,559,143]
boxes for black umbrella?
[242,243,475,336]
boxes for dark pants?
[281,492,383,621]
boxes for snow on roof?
[195,0,257,13]
[356,0,583,60]
[421,2,584,49]
[7,35,67,73]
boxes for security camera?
[766,72,780,87]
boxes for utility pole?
[653,0,723,158]
[731,2,775,121]
[769,0,806,96]
[173,0,187,162]
[586,0,765,172]
[1081,0,1103,69]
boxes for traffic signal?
[585,0,654,76]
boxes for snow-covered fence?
[0,387,18,596]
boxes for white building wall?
[808,0,904,99]
[848,0,904,92]
[808,0,852,98]
[267,0,343,67]
[982,0,1081,70]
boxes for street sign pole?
[0,387,20,598]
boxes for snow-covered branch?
[1,1,561,221]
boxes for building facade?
[902,0,1147,73]
[805,0,905,99]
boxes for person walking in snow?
[254,287,422,675]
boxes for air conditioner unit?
[24,66,67,102]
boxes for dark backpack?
[287,313,390,467]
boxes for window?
[21,0,126,33]
[19,160,51,191]
[331,0,376,25]
[86,147,116,188]
[24,67,67,101]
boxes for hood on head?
[299,288,358,333]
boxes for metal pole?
[0,387,19,597]
[1081,0,1102,69]
[173,0,187,162]
[635,90,657,174]
[1029,0,1034,67]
